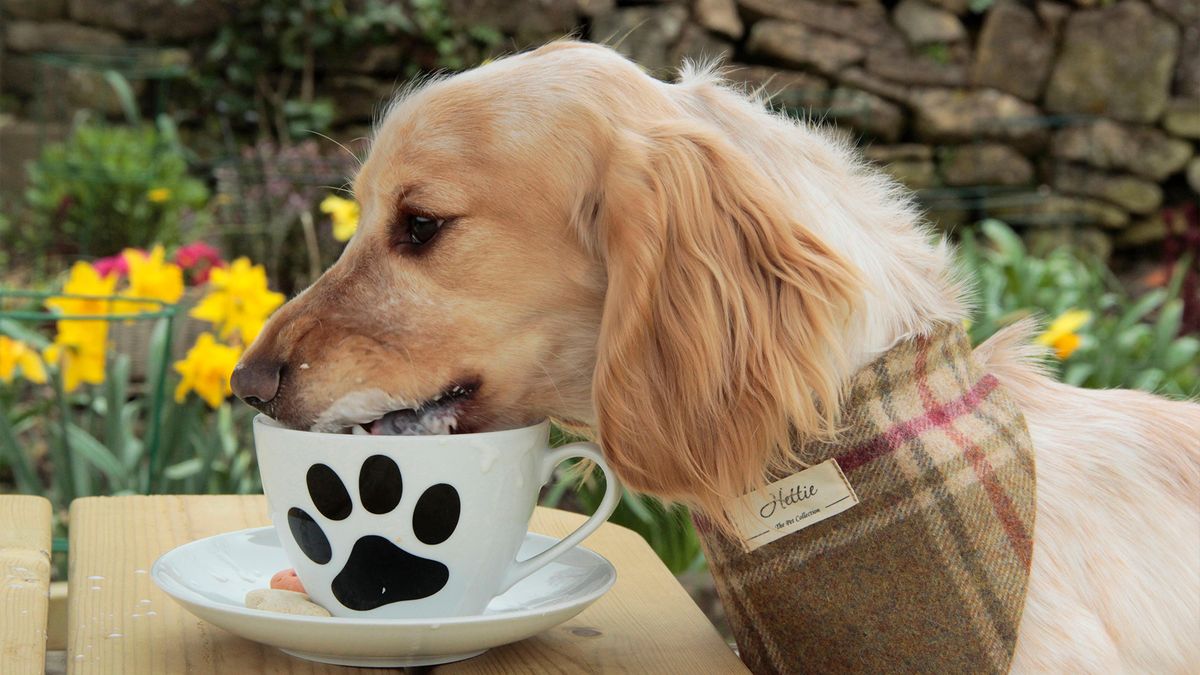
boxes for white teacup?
[253,415,620,619]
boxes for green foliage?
[0,213,11,273]
[0,315,259,530]
[582,482,704,574]
[960,220,1199,398]
[197,0,500,142]
[543,426,704,574]
[405,0,504,71]
[21,118,208,258]
[919,42,952,65]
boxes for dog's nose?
[231,358,283,408]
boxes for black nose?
[231,358,283,408]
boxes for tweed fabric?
[697,324,1036,674]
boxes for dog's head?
[233,41,859,522]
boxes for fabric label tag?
[727,458,859,551]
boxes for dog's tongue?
[369,409,433,436]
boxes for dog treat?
[270,568,306,593]
[245,588,331,617]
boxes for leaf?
[1164,338,1200,372]
[1063,362,1095,387]
[164,458,204,480]
[104,353,131,468]
[0,319,50,349]
[120,400,144,472]
[1116,324,1150,353]
[1117,289,1166,332]
[1132,369,1164,393]
[1152,299,1183,358]
[981,219,1025,261]
[102,71,141,125]
[143,316,175,488]
[539,472,574,508]
[217,402,236,458]
[65,423,128,490]
[620,489,658,525]
[0,407,42,494]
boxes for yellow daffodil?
[320,195,360,242]
[119,245,185,313]
[45,261,119,320]
[43,261,116,390]
[147,187,172,203]
[0,335,47,384]
[1037,310,1091,359]
[42,340,106,392]
[190,257,285,344]
[174,333,242,408]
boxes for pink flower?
[94,252,136,279]
[174,242,227,285]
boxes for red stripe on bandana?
[913,345,1033,568]
[838,376,1000,473]
[956,432,1033,567]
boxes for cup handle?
[498,441,621,592]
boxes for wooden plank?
[68,495,746,674]
[0,495,53,675]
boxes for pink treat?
[269,568,305,593]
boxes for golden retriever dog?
[231,41,1200,672]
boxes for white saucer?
[152,526,616,667]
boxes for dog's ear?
[592,120,859,533]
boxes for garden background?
[1,0,1198,637]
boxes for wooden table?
[0,495,53,675]
[66,495,747,674]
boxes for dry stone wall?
[2,0,1197,255]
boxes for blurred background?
[0,0,1197,640]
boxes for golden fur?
[237,42,1200,672]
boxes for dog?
[231,41,1200,673]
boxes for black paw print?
[286,455,461,611]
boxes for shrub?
[22,118,209,259]
[959,220,1199,398]
[0,252,280,547]
[198,0,500,143]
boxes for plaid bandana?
[697,324,1036,674]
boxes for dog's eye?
[407,214,444,245]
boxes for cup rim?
[252,414,551,444]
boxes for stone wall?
[2,0,1197,256]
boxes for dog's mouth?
[346,380,479,436]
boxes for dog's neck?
[747,128,968,372]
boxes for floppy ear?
[592,120,860,533]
